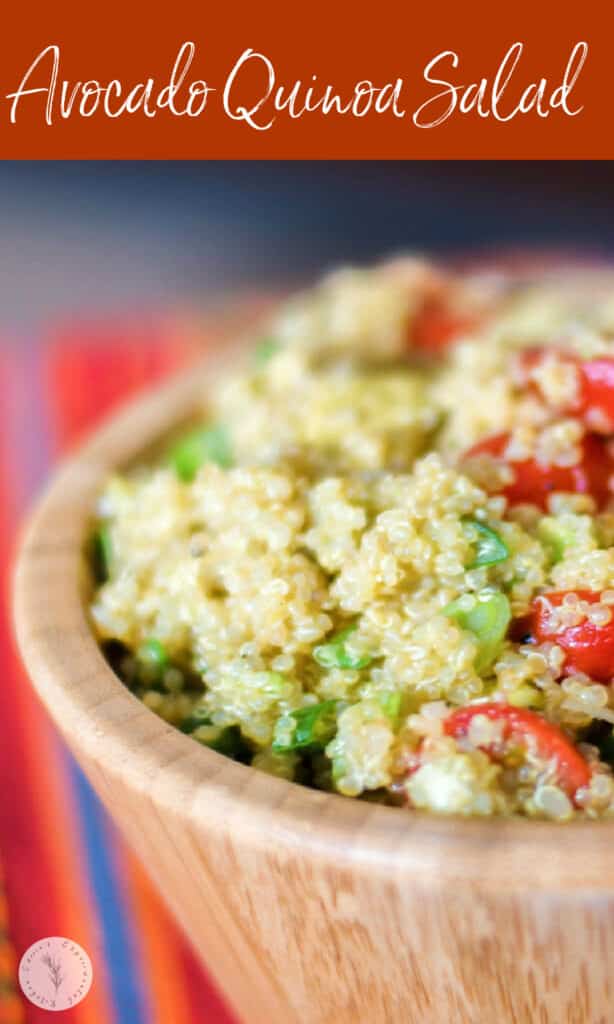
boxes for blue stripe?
[65,755,153,1024]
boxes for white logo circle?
[19,936,93,1012]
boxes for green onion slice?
[272,700,339,753]
[313,625,372,671]
[92,524,112,583]
[378,691,402,724]
[463,518,509,569]
[136,638,169,675]
[168,424,232,482]
[444,590,511,673]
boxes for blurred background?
[3,160,614,1024]
[3,160,614,332]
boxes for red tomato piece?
[444,702,591,801]
[465,432,614,510]
[520,348,544,374]
[515,346,570,388]
[527,590,614,682]
[411,296,479,354]
[517,348,614,432]
[578,358,614,431]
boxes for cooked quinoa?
[90,256,614,820]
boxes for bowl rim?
[13,296,614,893]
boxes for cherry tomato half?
[527,590,614,682]
[518,348,614,432]
[444,702,591,801]
[410,296,479,354]
[465,432,614,510]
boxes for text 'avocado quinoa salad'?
[90,257,614,820]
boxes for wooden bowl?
[13,297,614,1024]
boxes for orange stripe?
[123,859,195,1024]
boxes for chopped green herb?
[313,624,372,671]
[444,590,511,673]
[134,638,176,691]
[463,518,509,569]
[91,524,112,583]
[137,638,169,674]
[253,337,280,367]
[168,424,232,481]
[260,671,288,694]
[272,700,339,753]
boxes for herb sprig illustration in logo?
[41,951,64,1000]
[19,937,92,1011]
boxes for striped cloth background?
[0,315,246,1024]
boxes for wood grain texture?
[13,323,614,1024]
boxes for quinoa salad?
[90,257,614,821]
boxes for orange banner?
[0,0,610,157]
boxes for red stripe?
[45,317,199,449]
[0,350,113,1024]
